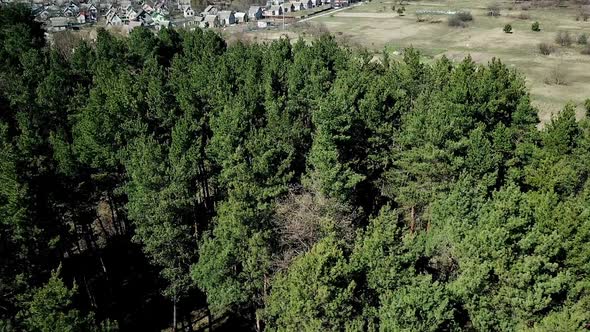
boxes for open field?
[249,0,590,122]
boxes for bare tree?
[271,187,357,271]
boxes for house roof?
[50,16,69,26]
[235,12,246,18]
[204,14,218,22]
[203,5,214,12]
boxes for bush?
[585,99,590,112]
[532,21,540,31]
[545,62,569,85]
[538,42,554,55]
[504,24,512,33]
[456,11,473,22]
[555,31,572,46]
[577,33,588,45]
[448,15,466,27]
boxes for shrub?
[545,62,569,85]
[456,11,473,22]
[577,33,588,45]
[504,24,512,33]
[555,31,572,46]
[532,21,540,31]
[448,15,466,27]
[538,42,554,55]
[585,99,590,112]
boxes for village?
[0,0,355,34]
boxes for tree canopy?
[1,4,590,331]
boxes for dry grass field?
[249,0,590,122]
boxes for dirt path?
[298,3,362,22]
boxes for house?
[35,10,51,22]
[77,12,85,23]
[138,11,154,25]
[311,0,321,6]
[177,0,190,10]
[80,3,97,22]
[234,12,247,23]
[217,10,235,26]
[142,2,155,13]
[300,0,313,9]
[282,2,295,12]
[126,7,140,21]
[183,6,194,18]
[151,12,168,25]
[63,3,79,17]
[268,5,282,16]
[289,2,303,11]
[49,16,70,31]
[248,6,264,20]
[194,15,205,26]
[106,12,123,25]
[202,5,217,16]
[204,14,219,28]
[171,16,199,29]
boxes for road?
[298,3,362,22]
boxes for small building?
[151,12,168,25]
[268,5,282,16]
[80,3,98,22]
[49,17,70,31]
[77,12,85,23]
[300,0,313,9]
[257,21,268,28]
[217,10,235,26]
[204,14,219,28]
[142,2,155,13]
[290,2,304,11]
[311,0,322,6]
[127,8,140,21]
[183,6,195,17]
[202,5,218,16]
[171,16,199,29]
[248,6,264,20]
[234,12,247,23]
[282,2,295,12]
[106,13,123,25]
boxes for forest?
[1,3,590,331]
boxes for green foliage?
[532,21,540,31]
[504,24,513,33]
[16,267,109,332]
[265,237,360,331]
[3,6,590,331]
